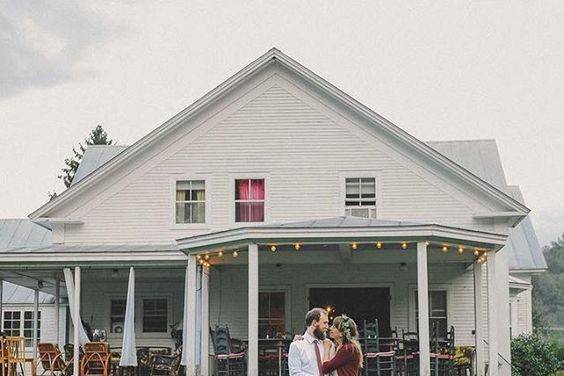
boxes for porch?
[0,218,506,376]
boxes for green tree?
[532,235,564,339]
[57,125,114,188]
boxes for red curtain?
[236,179,264,222]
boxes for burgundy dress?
[321,343,361,376]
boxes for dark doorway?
[309,287,391,337]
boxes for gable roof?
[427,140,546,271]
[29,48,529,219]
[72,145,128,186]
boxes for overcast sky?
[1,1,563,246]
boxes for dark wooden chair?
[37,343,71,376]
[397,330,419,375]
[362,320,396,376]
[149,347,180,376]
[210,325,246,376]
[429,325,455,376]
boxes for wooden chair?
[36,344,70,376]
[397,330,419,376]
[6,337,26,376]
[80,343,110,376]
[1,337,7,376]
[362,320,396,376]
[210,325,246,376]
[429,325,455,376]
[149,347,180,376]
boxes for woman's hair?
[332,315,363,368]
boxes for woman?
[321,315,363,376]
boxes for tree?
[57,125,114,188]
[532,235,564,338]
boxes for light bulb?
[376,242,382,249]
[270,245,277,252]
[351,242,357,250]
[442,246,448,252]
[473,249,480,256]
[401,242,408,250]
[218,250,223,257]
[233,251,239,257]
[294,243,301,251]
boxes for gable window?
[143,298,168,333]
[176,180,205,224]
[345,177,376,218]
[259,291,285,338]
[2,310,41,347]
[235,179,265,222]
[415,290,448,339]
[110,298,126,333]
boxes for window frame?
[2,309,41,348]
[229,173,270,225]
[408,285,453,339]
[259,286,290,337]
[339,171,382,219]
[141,297,169,334]
[169,175,211,229]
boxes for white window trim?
[1,309,41,349]
[408,284,453,334]
[339,171,383,219]
[108,295,127,338]
[229,173,271,225]
[169,175,211,230]
[259,286,291,336]
[107,293,173,340]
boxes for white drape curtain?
[120,267,137,366]
[181,265,190,366]
[63,268,90,346]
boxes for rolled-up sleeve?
[288,342,302,375]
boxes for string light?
[425,241,431,246]
[270,245,277,252]
[218,250,223,257]
[351,242,358,250]
[204,262,210,268]
[457,247,464,255]
[442,245,449,252]
[294,243,301,251]
[196,255,201,260]
[204,254,210,260]
[376,242,382,249]
[199,259,204,265]
[233,250,239,258]
[473,249,480,257]
[401,242,408,250]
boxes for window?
[235,179,265,222]
[415,290,448,339]
[110,299,126,333]
[259,292,285,338]
[2,310,40,347]
[143,298,168,333]
[176,180,205,224]
[345,178,376,218]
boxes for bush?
[511,334,561,376]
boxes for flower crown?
[339,314,353,341]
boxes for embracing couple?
[288,308,363,376]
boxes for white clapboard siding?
[64,83,492,244]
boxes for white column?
[55,278,61,346]
[200,265,210,376]
[73,267,81,376]
[248,243,259,376]
[0,279,3,325]
[184,256,198,376]
[487,251,498,376]
[474,262,485,376]
[33,289,39,361]
[417,241,430,376]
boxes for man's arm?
[287,341,302,376]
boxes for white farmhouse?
[0,49,546,376]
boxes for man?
[288,307,330,376]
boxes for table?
[258,338,290,376]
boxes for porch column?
[33,289,39,361]
[487,252,499,376]
[474,262,485,376]
[200,265,210,376]
[183,255,198,376]
[248,243,259,376]
[416,241,430,376]
[0,279,3,323]
[73,267,81,376]
[55,278,61,346]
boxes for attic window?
[345,177,376,218]
[176,180,205,224]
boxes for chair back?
[38,343,67,372]
[82,342,110,375]
[213,325,233,356]
[84,343,109,356]
[362,320,380,354]
[6,336,26,362]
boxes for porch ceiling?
[176,216,507,254]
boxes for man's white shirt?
[288,331,326,376]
